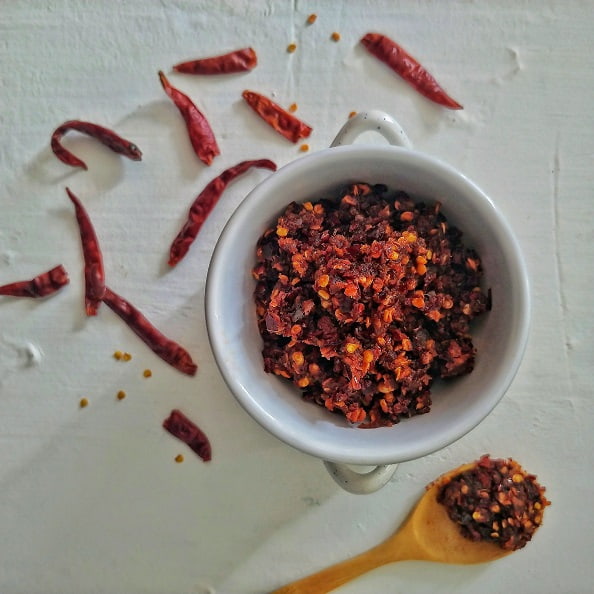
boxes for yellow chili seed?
[287,43,297,53]
[289,102,298,112]
[143,369,152,378]
[303,201,314,211]
[512,473,524,483]
[317,274,330,288]
[292,351,305,365]
[317,289,330,300]
[363,350,374,363]
[307,13,317,24]
[116,390,126,400]
[345,343,359,353]
[348,110,357,119]
[276,226,289,237]
[175,454,184,463]
[113,350,123,360]
[122,352,132,361]
[299,143,310,152]
[79,398,89,408]
[331,32,341,42]
[297,377,310,388]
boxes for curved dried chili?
[0,265,69,298]
[169,158,277,266]
[360,33,463,110]
[51,120,142,170]
[173,47,257,75]
[66,187,106,316]
[102,286,198,376]
[158,71,220,166]
[242,90,312,143]
[163,409,211,462]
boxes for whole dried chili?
[0,265,69,298]
[173,47,257,75]
[242,90,312,143]
[66,187,106,316]
[169,159,277,266]
[163,409,211,462]
[51,120,142,170]
[102,286,198,376]
[158,71,220,166]
[437,455,550,551]
[360,33,463,110]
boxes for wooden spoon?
[272,462,512,594]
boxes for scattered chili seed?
[113,350,123,360]
[163,409,211,462]
[122,352,132,362]
[116,390,126,400]
[143,369,152,378]
[175,454,184,463]
[66,187,106,316]
[0,265,69,298]
[348,111,357,119]
[51,120,142,170]
[287,43,297,53]
[168,159,277,266]
[158,71,220,166]
[299,143,310,152]
[79,398,89,408]
[173,47,257,75]
[437,455,550,551]
[242,90,313,143]
[102,286,198,376]
[289,103,298,113]
[253,183,489,427]
[331,32,341,42]
[360,33,463,110]
[306,14,317,25]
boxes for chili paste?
[253,183,490,428]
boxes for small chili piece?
[158,71,220,166]
[173,47,257,75]
[0,265,69,298]
[360,33,463,110]
[163,409,211,462]
[66,187,106,316]
[169,159,277,266]
[242,90,312,143]
[102,286,197,376]
[51,120,142,170]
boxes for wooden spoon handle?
[272,543,395,594]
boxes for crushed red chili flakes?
[253,183,490,428]
[437,455,550,551]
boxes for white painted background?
[1,1,592,593]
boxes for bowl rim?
[205,144,531,464]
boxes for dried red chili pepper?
[51,120,142,170]
[242,90,313,143]
[163,409,211,462]
[360,33,463,110]
[169,159,277,266]
[158,71,220,166]
[0,265,69,298]
[102,286,198,376]
[173,47,257,75]
[66,187,106,316]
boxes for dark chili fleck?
[360,33,463,110]
[169,159,277,266]
[437,454,550,551]
[173,47,257,75]
[163,409,211,462]
[51,120,142,170]
[0,265,70,298]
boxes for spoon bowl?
[273,462,512,594]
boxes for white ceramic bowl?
[205,111,530,492]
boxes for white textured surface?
[0,2,592,593]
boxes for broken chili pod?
[163,409,211,462]
[66,187,106,316]
[173,47,257,75]
[158,70,220,166]
[0,265,70,298]
[242,90,313,143]
[51,120,143,170]
[168,158,277,267]
[102,286,198,376]
[360,33,463,110]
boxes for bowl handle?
[323,461,398,494]
[330,110,412,149]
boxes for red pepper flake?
[437,455,551,551]
[242,90,313,143]
[158,71,220,166]
[306,14,317,25]
[102,286,198,376]
[163,409,211,462]
[79,398,89,408]
[173,47,257,75]
[360,33,463,110]
[51,120,142,170]
[330,32,341,42]
[168,159,277,266]
[0,265,69,298]
[287,43,297,53]
[66,187,106,316]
